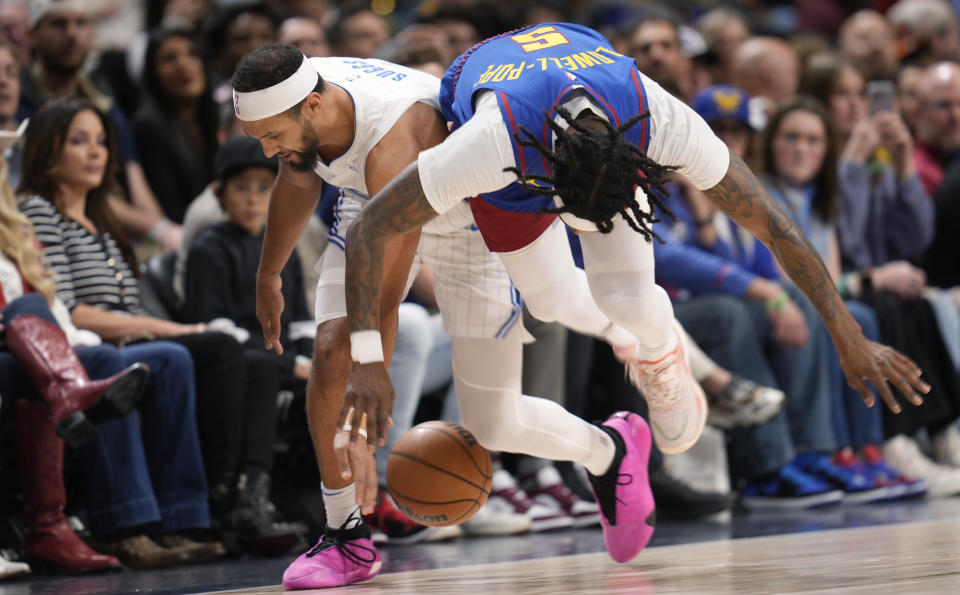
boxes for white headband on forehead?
[29,0,89,28]
[233,56,319,122]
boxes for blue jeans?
[926,289,960,371]
[0,294,209,534]
[829,300,884,449]
[746,283,837,454]
[80,341,210,535]
[376,304,435,480]
[376,305,456,480]
[674,295,795,478]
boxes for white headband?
[29,0,89,28]
[233,56,319,122]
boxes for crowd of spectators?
[4,0,960,581]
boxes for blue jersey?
[439,23,651,215]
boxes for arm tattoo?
[345,162,440,333]
[704,154,848,326]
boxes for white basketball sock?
[321,482,361,529]
[582,425,618,477]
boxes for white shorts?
[315,190,524,340]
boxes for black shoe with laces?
[282,514,381,590]
[648,469,733,519]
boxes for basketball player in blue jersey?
[340,18,930,568]
[234,42,678,589]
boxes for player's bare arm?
[360,102,446,313]
[337,103,448,498]
[345,163,438,337]
[705,153,929,412]
[256,162,323,354]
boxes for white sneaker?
[883,435,960,497]
[421,525,463,542]
[707,375,785,429]
[0,551,30,580]
[461,501,532,536]
[523,465,601,527]
[489,469,573,532]
[933,424,960,467]
[616,321,707,454]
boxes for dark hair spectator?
[422,4,490,59]
[758,96,839,223]
[7,98,224,568]
[837,10,899,82]
[184,136,313,437]
[278,15,331,58]
[21,1,183,252]
[626,14,689,100]
[697,8,749,85]
[19,97,304,557]
[328,1,390,59]
[134,27,220,224]
[205,1,280,84]
[801,52,933,271]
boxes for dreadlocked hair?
[505,107,675,241]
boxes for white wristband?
[350,330,384,364]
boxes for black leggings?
[168,332,279,477]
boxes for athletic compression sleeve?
[641,72,731,190]
[419,91,516,216]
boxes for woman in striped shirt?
[2,113,217,567]
[20,97,302,556]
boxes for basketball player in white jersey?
[233,44,676,589]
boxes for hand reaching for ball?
[333,407,379,515]
[338,362,397,513]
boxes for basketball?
[386,421,492,527]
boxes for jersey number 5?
[510,26,570,52]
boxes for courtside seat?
[138,252,184,322]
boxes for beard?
[288,120,322,173]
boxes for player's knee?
[464,419,515,452]
[592,292,644,329]
[591,276,665,330]
[522,292,568,323]
[459,396,520,452]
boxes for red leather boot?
[5,314,148,446]
[14,400,122,573]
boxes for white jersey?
[308,57,523,340]
[307,57,440,195]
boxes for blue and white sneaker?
[861,443,928,500]
[740,462,844,511]
[794,452,889,504]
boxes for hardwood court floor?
[219,518,960,595]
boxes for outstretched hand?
[836,336,930,413]
[256,272,285,354]
[336,363,395,513]
[333,411,379,515]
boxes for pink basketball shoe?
[588,411,656,564]
[282,516,381,590]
